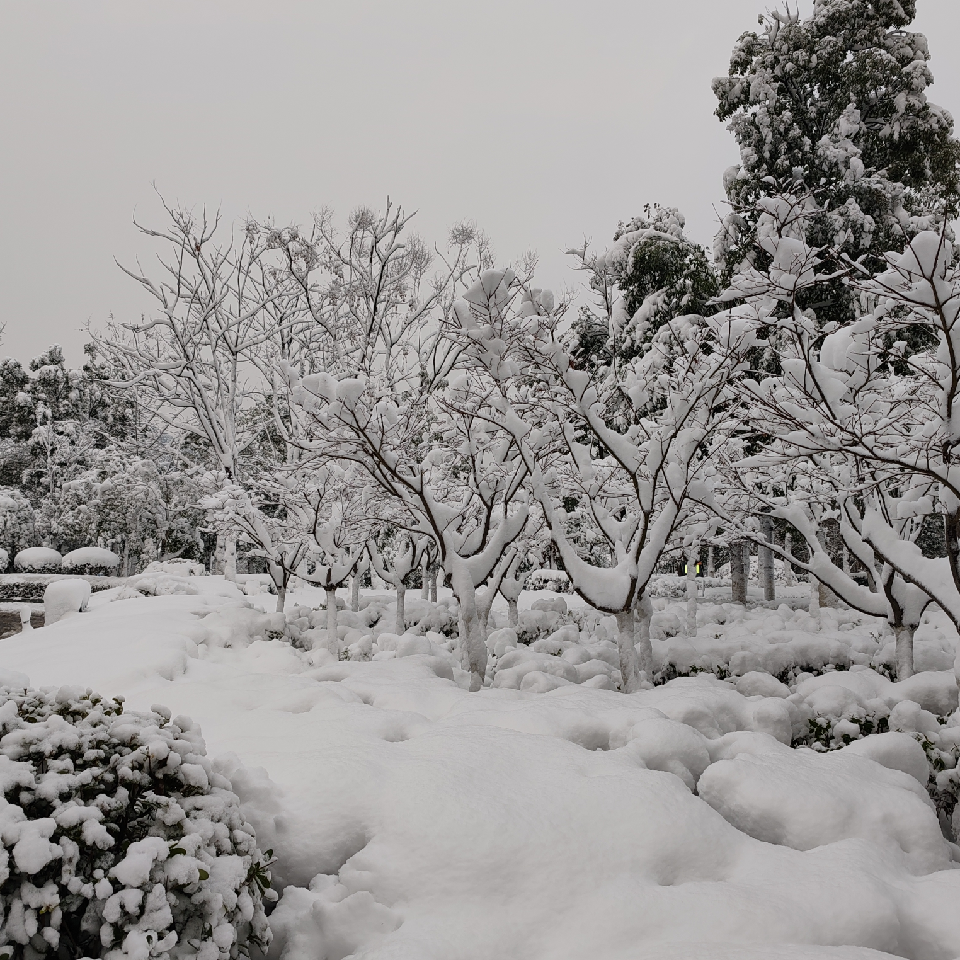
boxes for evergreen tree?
[570,204,720,379]
[713,0,960,324]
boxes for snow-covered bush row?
[61,548,121,576]
[0,685,273,960]
[13,548,62,573]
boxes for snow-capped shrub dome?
[13,548,62,573]
[0,685,274,960]
[61,548,121,576]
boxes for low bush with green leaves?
[0,685,274,960]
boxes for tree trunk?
[842,544,851,576]
[731,540,747,604]
[895,623,916,680]
[635,591,654,681]
[276,585,286,614]
[421,557,429,600]
[686,545,698,637]
[450,562,487,691]
[706,544,715,579]
[223,534,237,582]
[122,539,131,578]
[395,583,406,636]
[615,609,641,693]
[808,572,820,618]
[325,587,339,653]
[508,598,519,627]
[350,575,358,612]
[783,532,794,585]
[761,516,775,602]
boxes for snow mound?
[698,747,948,873]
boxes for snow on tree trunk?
[429,567,438,602]
[686,545,698,637]
[707,544,715,578]
[896,624,916,681]
[809,572,821,619]
[19,607,32,632]
[783,532,795,585]
[614,610,641,694]
[276,585,286,614]
[350,576,359,613]
[761,516,775,602]
[395,583,406,636]
[223,534,237,582]
[421,556,429,600]
[450,562,487,691]
[508,598,519,627]
[731,540,747,604]
[325,587,339,653]
[635,592,654,681]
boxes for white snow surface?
[1,582,959,960]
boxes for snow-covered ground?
[2,577,960,960]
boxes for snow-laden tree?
[367,533,433,635]
[0,487,35,570]
[202,477,309,613]
[450,269,759,691]
[721,192,960,674]
[713,0,960,329]
[569,204,720,381]
[271,208,527,690]
[92,201,300,579]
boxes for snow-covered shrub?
[61,548,121,577]
[0,685,274,960]
[0,549,8,572]
[43,579,92,625]
[526,570,573,594]
[13,548,63,573]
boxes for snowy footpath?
[2,578,960,960]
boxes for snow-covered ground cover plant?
[1,581,959,960]
[0,682,273,960]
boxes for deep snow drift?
[1,577,959,960]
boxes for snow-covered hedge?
[61,548,121,577]
[0,685,274,960]
[13,548,62,573]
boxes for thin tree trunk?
[350,575,358,612]
[325,587,339,653]
[421,557,429,600]
[395,583,406,636]
[731,540,747,604]
[686,545,698,636]
[508,598,519,627]
[706,544,715,579]
[761,516,775,602]
[615,609,641,693]
[809,572,820,618]
[276,585,286,614]
[895,624,916,680]
[224,534,237,582]
[783,532,795,585]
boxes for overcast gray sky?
[1,0,958,364]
